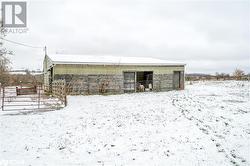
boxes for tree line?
[186,69,249,81]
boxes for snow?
[48,54,185,66]
[0,81,249,165]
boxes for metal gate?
[1,85,64,111]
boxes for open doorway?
[123,71,153,93]
[136,71,153,92]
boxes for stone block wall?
[54,73,177,95]
[153,74,173,91]
[54,74,123,95]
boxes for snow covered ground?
[0,81,249,166]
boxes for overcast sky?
[2,0,250,74]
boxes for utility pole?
[44,46,47,55]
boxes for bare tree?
[233,69,245,80]
[25,69,31,75]
[0,7,13,85]
[0,54,10,85]
[215,72,231,80]
[215,72,219,80]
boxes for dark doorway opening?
[136,71,153,92]
[123,71,153,93]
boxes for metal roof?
[47,54,185,66]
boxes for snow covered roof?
[47,54,185,66]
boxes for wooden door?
[123,72,135,93]
[173,71,181,89]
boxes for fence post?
[64,82,67,106]
[2,87,5,111]
[38,85,41,109]
[0,84,1,109]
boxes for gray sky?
[2,0,250,74]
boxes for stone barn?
[43,54,185,95]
